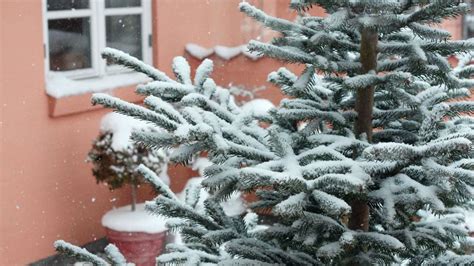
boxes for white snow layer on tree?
[191,157,213,176]
[178,176,246,217]
[417,208,474,233]
[101,203,168,234]
[241,98,275,116]
[104,244,130,265]
[241,45,263,60]
[466,210,474,232]
[185,43,262,61]
[45,72,151,98]
[100,112,170,184]
[54,240,109,265]
[100,112,154,151]
[167,169,247,246]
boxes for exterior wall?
[0,0,466,265]
[153,0,276,74]
[154,0,325,105]
[0,1,196,264]
[441,17,463,41]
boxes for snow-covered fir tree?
[56,1,474,265]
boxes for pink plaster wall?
[153,0,271,74]
[440,17,463,41]
[0,0,466,265]
[0,0,281,264]
[153,0,325,105]
[0,1,197,264]
[0,1,148,264]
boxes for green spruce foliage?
[56,1,474,265]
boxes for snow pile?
[214,45,242,60]
[100,112,153,151]
[185,43,262,61]
[102,203,167,234]
[241,98,275,116]
[184,44,214,60]
[46,72,150,99]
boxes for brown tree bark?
[348,27,378,232]
[131,182,137,212]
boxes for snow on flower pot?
[102,203,168,266]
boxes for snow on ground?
[102,203,167,234]
[46,72,150,99]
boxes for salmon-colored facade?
[0,0,466,264]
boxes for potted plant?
[87,112,170,266]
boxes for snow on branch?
[146,196,222,230]
[102,47,174,82]
[137,164,178,201]
[104,244,128,265]
[54,240,109,266]
[91,93,179,131]
[239,2,316,36]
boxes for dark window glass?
[105,0,141,8]
[467,20,474,39]
[463,1,473,39]
[48,17,92,71]
[106,15,142,60]
[47,0,89,11]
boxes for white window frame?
[42,0,152,80]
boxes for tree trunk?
[354,28,377,143]
[131,183,137,212]
[349,28,378,232]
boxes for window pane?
[48,17,92,71]
[466,14,474,39]
[468,23,474,39]
[47,0,89,11]
[105,0,141,8]
[106,15,142,60]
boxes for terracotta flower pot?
[105,228,167,266]
[101,203,169,266]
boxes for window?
[43,0,152,80]
[464,0,474,39]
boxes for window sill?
[46,72,149,117]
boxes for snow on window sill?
[185,43,262,61]
[46,72,151,99]
[46,72,149,117]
